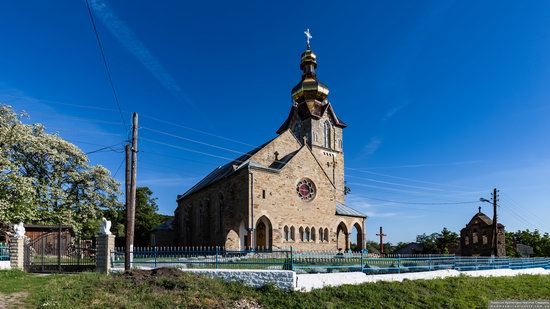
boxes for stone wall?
[181,269,296,290]
[175,169,250,249]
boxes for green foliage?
[507,229,550,257]
[416,227,459,254]
[0,104,122,238]
[2,270,550,308]
[112,186,171,246]
[344,181,351,195]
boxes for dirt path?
[0,292,28,309]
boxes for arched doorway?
[336,222,349,251]
[352,222,363,251]
[255,216,272,250]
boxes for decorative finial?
[304,28,312,49]
[13,222,25,238]
[99,217,112,235]
[478,206,481,213]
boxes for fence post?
[215,246,219,270]
[360,250,364,273]
[96,234,115,273]
[429,254,432,271]
[290,246,294,271]
[154,246,157,268]
[9,235,26,271]
[397,254,401,274]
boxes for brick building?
[460,207,505,256]
[173,42,366,251]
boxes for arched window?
[290,226,295,241]
[465,235,469,245]
[472,232,478,244]
[319,228,324,242]
[323,121,332,148]
[305,227,310,241]
[299,227,304,242]
[482,234,488,245]
[284,226,289,241]
[324,228,329,243]
[311,227,316,242]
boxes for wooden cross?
[376,226,387,254]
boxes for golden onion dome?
[291,48,329,103]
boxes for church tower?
[277,30,347,203]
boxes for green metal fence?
[0,243,9,261]
[111,247,550,274]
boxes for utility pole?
[376,226,387,254]
[480,188,499,257]
[491,188,499,257]
[124,143,131,271]
[125,113,138,271]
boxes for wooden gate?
[24,225,96,273]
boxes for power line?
[140,114,257,148]
[84,0,128,133]
[113,156,125,178]
[358,196,479,206]
[85,143,125,155]
[141,126,247,156]
[345,174,445,192]
[0,94,124,113]
[345,167,479,192]
[500,193,548,230]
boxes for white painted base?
[296,268,550,292]
[0,261,10,270]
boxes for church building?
[173,36,367,251]
[460,207,506,256]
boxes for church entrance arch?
[352,222,363,250]
[255,216,272,250]
[336,222,349,251]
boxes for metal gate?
[24,226,96,273]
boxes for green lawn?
[1,269,550,308]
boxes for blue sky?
[1,1,550,243]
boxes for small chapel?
[173,32,367,251]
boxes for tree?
[416,233,439,254]
[112,186,172,246]
[0,104,122,238]
[437,227,459,253]
[416,228,459,254]
[507,229,550,257]
[344,181,351,195]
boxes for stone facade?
[460,209,505,257]
[9,236,25,270]
[173,44,367,251]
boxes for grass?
[1,269,550,308]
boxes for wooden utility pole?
[376,226,387,254]
[125,113,138,271]
[492,188,499,257]
[124,143,131,271]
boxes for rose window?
[296,179,316,201]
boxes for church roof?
[463,211,505,229]
[177,138,275,200]
[336,202,367,218]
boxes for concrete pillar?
[96,234,115,273]
[9,236,26,270]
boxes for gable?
[276,102,346,134]
[249,130,302,167]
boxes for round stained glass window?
[296,179,316,201]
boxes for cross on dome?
[304,28,312,49]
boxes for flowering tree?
[0,104,122,238]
